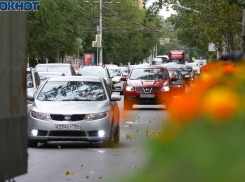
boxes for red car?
[123,66,177,110]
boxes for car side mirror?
[76,73,82,76]
[111,94,121,101]
[121,77,127,81]
[62,73,65,76]
[170,77,178,81]
[110,76,114,78]
[27,92,34,101]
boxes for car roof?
[118,67,128,69]
[38,72,63,75]
[133,66,166,69]
[48,76,102,82]
[36,64,71,67]
[80,66,105,69]
[167,68,180,71]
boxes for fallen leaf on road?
[154,118,155,120]
[80,164,83,167]
[99,177,102,179]
[122,135,125,137]
[66,171,73,175]
[138,116,140,118]
[86,176,89,179]
[129,125,132,127]
[133,133,135,136]
[99,152,101,154]
[146,127,148,130]
[126,135,132,140]
[136,130,140,133]
[149,120,151,123]
[137,169,139,172]
[132,166,136,168]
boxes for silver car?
[35,63,76,76]
[28,76,121,148]
[109,68,125,95]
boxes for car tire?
[103,127,114,148]
[28,138,38,148]
[124,99,133,110]
[114,124,120,143]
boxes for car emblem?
[144,88,152,93]
[64,116,71,120]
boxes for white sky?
[146,0,176,19]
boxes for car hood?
[31,100,109,114]
[127,80,168,87]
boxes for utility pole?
[156,43,158,57]
[99,0,103,65]
[242,9,245,52]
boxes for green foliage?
[28,0,89,61]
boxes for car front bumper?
[112,81,124,92]
[28,114,112,141]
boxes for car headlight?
[31,111,51,120]
[126,85,134,92]
[161,85,170,92]
[113,78,121,83]
[27,100,33,105]
[185,75,189,77]
[84,112,108,120]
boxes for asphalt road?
[16,94,169,182]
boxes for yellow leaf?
[80,164,83,167]
[133,133,135,136]
[86,176,89,179]
[138,116,140,118]
[149,120,151,123]
[154,118,155,120]
[99,177,102,179]
[146,127,148,130]
[129,125,132,127]
[137,130,140,133]
[66,171,73,175]
[132,166,136,168]
[126,135,132,140]
[137,169,139,172]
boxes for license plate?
[140,94,155,98]
[55,124,80,130]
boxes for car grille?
[135,87,160,93]
[50,114,86,121]
[88,130,99,137]
[49,131,86,137]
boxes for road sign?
[208,43,216,52]
[76,38,83,45]
[160,40,164,45]
[192,57,195,61]
[165,38,170,43]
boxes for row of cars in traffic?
[26,61,201,148]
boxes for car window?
[27,71,34,88]
[34,72,40,86]
[109,69,121,77]
[130,69,167,80]
[37,81,106,101]
[171,59,183,64]
[120,69,128,76]
[168,70,182,80]
[79,68,107,77]
[103,79,111,98]
[152,61,162,65]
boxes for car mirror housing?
[27,92,34,101]
[76,73,82,76]
[121,77,127,81]
[110,76,114,78]
[170,77,178,81]
[111,94,121,101]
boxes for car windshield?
[109,69,121,77]
[36,66,71,76]
[37,81,106,101]
[27,71,34,88]
[188,63,199,67]
[171,59,183,64]
[130,69,167,80]
[152,61,162,65]
[168,70,182,80]
[120,68,128,76]
[78,68,107,77]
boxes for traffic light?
[215,43,219,49]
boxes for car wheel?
[28,138,38,148]
[114,124,120,143]
[124,99,133,110]
[103,127,114,148]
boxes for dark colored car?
[169,65,194,87]
[167,68,186,96]
[124,66,177,110]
